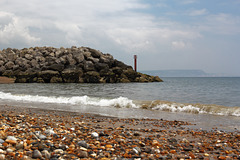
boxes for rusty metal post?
[134,55,137,72]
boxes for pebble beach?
[0,105,240,160]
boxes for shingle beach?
[0,105,240,160]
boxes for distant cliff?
[0,46,163,83]
[142,70,211,77]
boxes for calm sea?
[0,77,239,131]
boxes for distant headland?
[0,46,162,83]
[141,70,229,77]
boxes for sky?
[0,0,240,76]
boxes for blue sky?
[0,0,240,76]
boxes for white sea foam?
[149,101,240,117]
[0,91,138,108]
[1,91,240,117]
[152,104,207,114]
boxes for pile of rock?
[0,46,162,83]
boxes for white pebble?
[91,132,99,138]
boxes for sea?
[0,77,239,131]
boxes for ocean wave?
[140,100,240,117]
[0,91,240,117]
[0,91,138,108]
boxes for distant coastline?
[141,69,238,77]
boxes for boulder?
[73,52,85,63]
[4,61,14,70]
[62,69,83,83]
[95,63,109,72]
[84,61,95,71]
[123,68,137,81]
[88,48,101,58]
[99,54,114,66]
[83,51,92,59]
[66,54,77,65]
[15,71,37,83]
[112,67,123,75]
[48,64,65,72]
[0,66,6,75]
[38,70,61,83]
[84,71,100,83]
[113,60,129,69]
[24,54,33,60]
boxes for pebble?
[45,129,55,135]
[0,149,5,154]
[78,150,88,158]
[54,149,64,154]
[77,140,89,148]
[0,139,4,144]
[6,148,14,153]
[6,136,17,141]
[42,150,51,159]
[91,132,99,138]
[133,147,141,154]
[38,134,47,140]
[0,154,5,160]
[16,142,24,150]
[32,149,42,159]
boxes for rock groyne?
[0,46,163,83]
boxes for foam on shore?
[0,91,240,117]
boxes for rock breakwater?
[0,46,162,83]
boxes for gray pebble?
[0,139,4,144]
[77,140,89,148]
[32,149,42,159]
[6,136,17,141]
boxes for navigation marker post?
[134,55,137,72]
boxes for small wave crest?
[0,91,138,108]
[1,91,240,117]
[140,100,240,117]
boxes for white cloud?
[199,13,240,35]
[0,11,40,47]
[171,41,186,49]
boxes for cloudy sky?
[1,0,240,76]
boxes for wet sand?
[0,105,240,159]
[0,77,15,84]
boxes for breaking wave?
[0,91,138,108]
[0,91,240,117]
[139,100,240,117]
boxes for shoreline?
[0,105,240,159]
